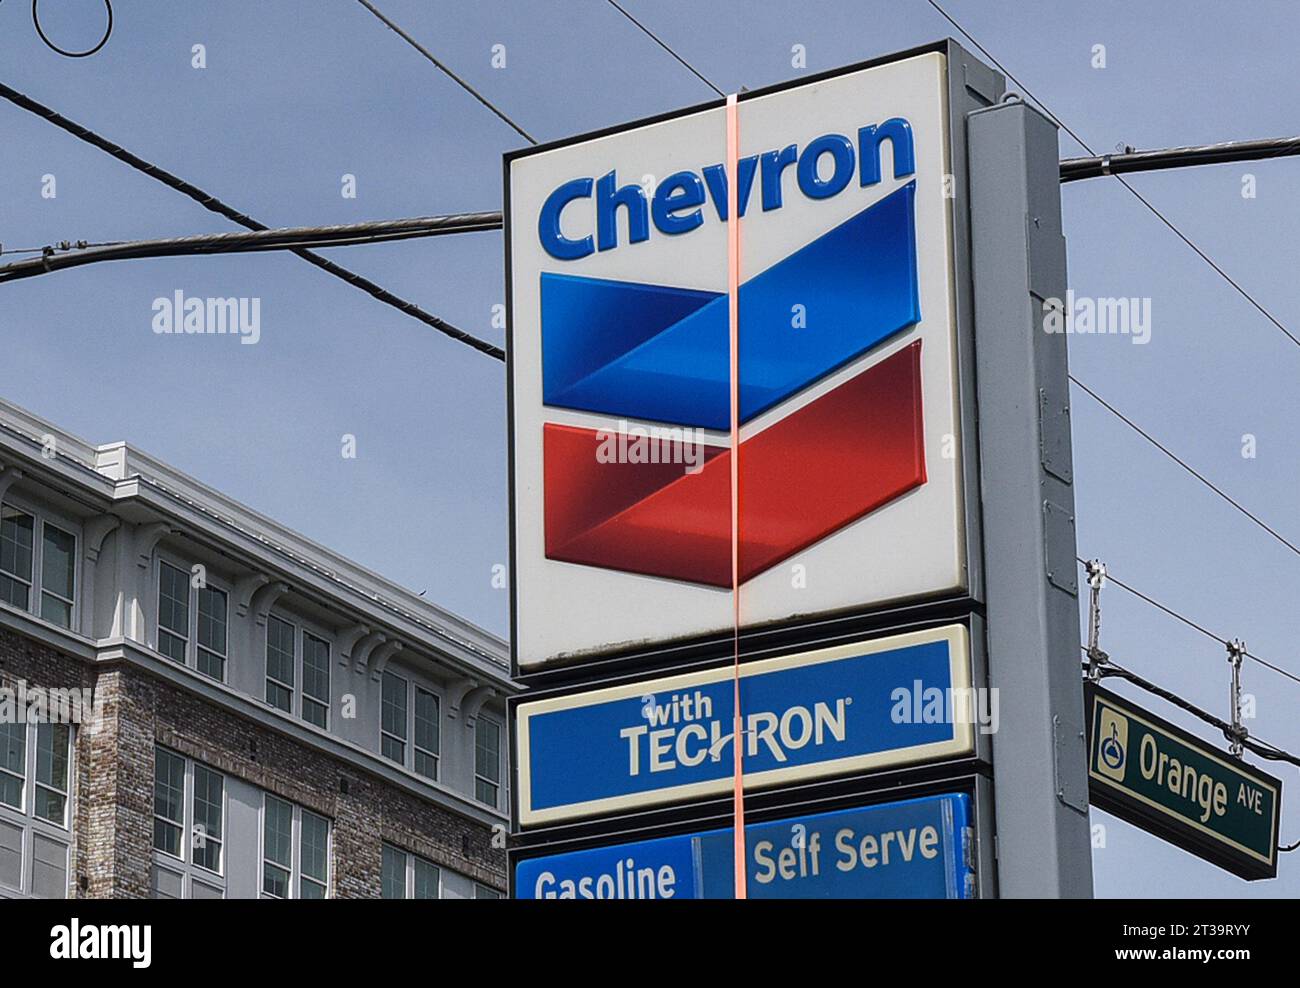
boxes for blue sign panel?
[516,625,973,825]
[516,793,974,899]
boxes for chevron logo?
[541,182,920,430]
[539,181,927,587]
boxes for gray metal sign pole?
[968,99,1094,897]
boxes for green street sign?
[1085,684,1281,880]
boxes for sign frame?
[1085,683,1282,881]
[513,792,977,899]
[502,38,997,681]
[515,623,975,827]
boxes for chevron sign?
[508,50,972,669]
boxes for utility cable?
[354,0,536,144]
[604,0,725,97]
[924,0,1300,353]
[1075,557,1300,687]
[1061,136,1300,183]
[0,213,504,283]
[1069,375,1300,562]
[0,80,504,359]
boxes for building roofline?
[0,395,512,684]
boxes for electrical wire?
[0,80,504,360]
[604,0,726,97]
[353,0,536,144]
[924,0,1300,353]
[30,0,112,58]
[1075,557,1300,687]
[1061,136,1300,183]
[1069,375,1300,562]
[0,212,504,283]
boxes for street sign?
[516,793,974,899]
[1085,684,1282,880]
[506,49,972,671]
[516,624,973,826]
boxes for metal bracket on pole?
[1226,639,1247,758]
[1085,560,1108,680]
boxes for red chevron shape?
[543,341,926,587]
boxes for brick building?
[0,397,514,899]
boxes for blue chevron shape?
[540,180,920,430]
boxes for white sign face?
[508,51,967,670]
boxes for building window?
[0,719,72,898]
[266,618,331,731]
[379,672,442,781]
[381,843,405,899]
[0,506,33,610]
[261,794,330,899]
[0,722,25,811]
[156,561,230,682]
[195,585,228,681]
[157,562,190,663]
[0,504,77,631]
[475,717,501,808]
[301,632,330,730]
[39,524,76,628]
[413,688,440,781]
[33,724,70,825]
[474,883,503,900]
[381,842,440,899]
[191,765,224,873]
[380,671,407,765]
[153,749,185,857]
[151,747,225,899]
[299,809,330,899]
[266,615,296,713]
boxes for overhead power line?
[1069,375,1300,562]
[0,80,504,360]
[354,0,537,144]
[1076,557,1300,687]
[1092,659,1300,771]
[0,212,504,284]
[604,0,725,97]
[924,0,1300,354]
[1061,136,1300,183]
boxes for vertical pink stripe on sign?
[726,91,747,901]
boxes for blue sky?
[2,0,1297,898]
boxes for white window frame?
[475,715,503,809]
[299,628,331,731]
[413,686,440,782]
[381,842,442,900]
[259,794,331,900]
[150,746,227,899]
[380,667,443,781]
[380,670,409,766]
[0,719,74,898]
[264,613,297,715]
[264,611,333,732]
[0,494,81,633]
[154,555,232,684]
[474,882,504,900]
